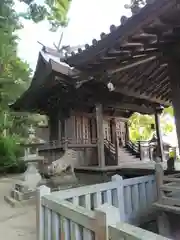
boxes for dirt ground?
[0,175,36,240]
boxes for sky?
[15,0,131,70]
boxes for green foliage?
[0,135,25,173]
[164,106,174,116]
[19,0,72,31]
[0,0,39,138]
[128,113,154,142]
[128,111,174,142]
[0,0,31,109]
[0,0,44,173]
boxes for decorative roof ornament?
[124,0,155,15]
[124,0,146,15]
[61,0,157,60]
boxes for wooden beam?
[107,56,157,75]
[133,61,161,92]
[65,0,176,67]
[149,77,169,97]
[118,61,156,90]
[141,66,167,91]
[107,103,155,114]
[114,86,170,106]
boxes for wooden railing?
[38,196,168,240]
[104,139,116,164]
[37,175,157,232]
[109,223,169,240]
[38,138,97,151]
[36,174,168,240]
[126,140,155,161]
[50,174,157,224]
[126,140,140,156]
[104,139,116,155]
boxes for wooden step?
[153,202,180,214]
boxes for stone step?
[4,195,22,208]
[153,202,180,214]
[11,189,35,201]
[118,148,140,162]
[4,195,35,208]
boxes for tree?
[0,0,40,138]
[0,0,31,105]
[18,0,72,31]
[128,113,154,141]
[163,106,174,116]
[128,110,174,142]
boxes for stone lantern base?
[4,155,46,207]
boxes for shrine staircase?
[125,140,140,158]
[104,139,140,165]
[119,146,141,162]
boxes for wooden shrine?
[11,48,161,169]
[11,0,180,171]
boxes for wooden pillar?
[111,118,119,165]
[168,58,180,152]
[48,112,60,162]
[125,121,130,144]
[95,103,105,167]
[155,109,164,162]
[60,118,68,150]
[60,118,65,140]
[48,113,59,141]
[110,119,116,144]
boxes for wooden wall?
[65,114,92,143]
[41,112,128,166]
[65,113,98,166]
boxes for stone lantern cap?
[20,125,46,147]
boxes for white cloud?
[15,0,131,69]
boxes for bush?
[0,136,26,173]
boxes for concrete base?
[48,173,78,188]
[5,180,37,207]
[4,155,46,207]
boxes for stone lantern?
[4,126,47,206]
